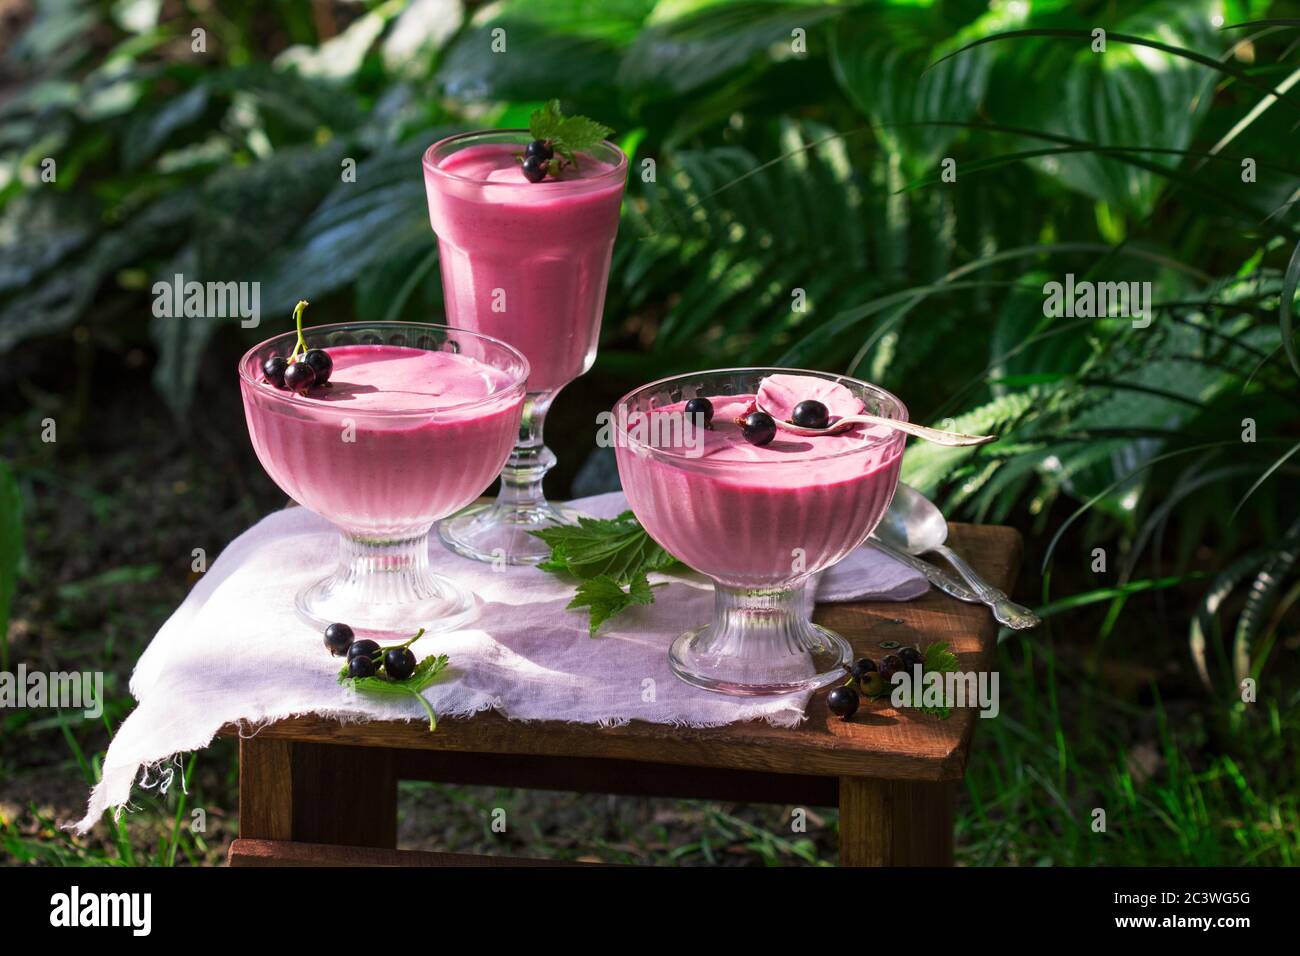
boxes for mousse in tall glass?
[614,369,907,696]
[423,130,627,564]
[239,322,528,638]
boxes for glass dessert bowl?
[238,321,528,639]
[423,130,627,565]
[614,368,908,696]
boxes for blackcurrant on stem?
[398,627,425,649]
[288,299,310,361]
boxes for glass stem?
[336,528,440,605]
[703,581,822,658]
[496,394,555,513]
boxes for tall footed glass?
[614,369,908,696]
[423,130,628,564]
[238,322,528,639]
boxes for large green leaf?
[0,190,196,353]
[619,1,842,98]
[831,3,994,166]
[983,2,1222,214]
[148,144,346,415]
[625,120,877,368]
[437,1,651,112]
[254,133,450,314]
[0,193,94,296]
[122,84,209,170]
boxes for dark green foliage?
[2,0,1298,865]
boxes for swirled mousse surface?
[438,144,619,192]
[241,345,523,535]
[282,345,514,414]
[661,374,895,468]
[614,373,905,586]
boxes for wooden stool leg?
[238,737,397,849]
[239,737,294,841]
[838,778,954,866]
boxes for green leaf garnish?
[921,641,960,720]
[923,641,959,674]
[531,511,680,634]
[528,99,565,141]
[567,574,656,636]
[532,511,678,583]
[526,99,614,178]
[338,646,450,732]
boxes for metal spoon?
[875,483,1041,630]
[754,401,996,447]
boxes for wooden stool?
[223,523,1022,866]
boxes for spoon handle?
[929,544,1041,630]
[853,414,997,447]
[867,539,980,603]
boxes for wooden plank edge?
[227,838,599,867]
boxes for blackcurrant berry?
[521,155,547,183]
[524,139,554,162]
[348,653,377,678]
[827,686,859,719]
[791,399,830,430]
[302,348,333,385]
[879,653,904,680]
[384,647,416,682]
[850,657,877,681]
[740,411,777,447]
[860,671,886,697]
[684,397,714,428]
[898,646,923,671]
[323,622,354,657]
[283,361,316,393]
[262,355,288,388]
[347,639,380,661]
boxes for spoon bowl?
[878,484,1040,630]
[876,483,953,553]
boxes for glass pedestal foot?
[667,582,852,696]
[294,530,478,640]
[438,499,582,566]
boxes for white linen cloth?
[73,492,925,832]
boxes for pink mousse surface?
[424,142,625,393]
[615,375,905,587]
[241,345,523,536]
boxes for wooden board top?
[219,523,1022,782]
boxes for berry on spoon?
[791,399,830,430]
